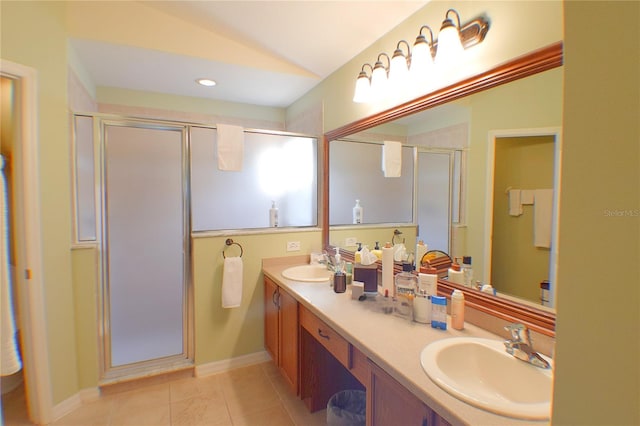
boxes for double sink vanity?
[262,256,553,426]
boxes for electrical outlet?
[345,237,358,247]
[286,241,301,252]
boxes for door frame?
[484,127,562,308]
[1,59,53,424]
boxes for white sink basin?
[281,264,333,282]
[420,337,553,420]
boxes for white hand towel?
[1,155,22,375]
[382,141,402,177]
[534,189,554,248]
[521,189,535,205]
[508,189,523,216]
[216,124,244,171]
[222,256,243,308]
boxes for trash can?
[326,390,366,426]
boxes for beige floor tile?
[50,400,112,426]
[222,374,282,419]
[109,403,170,426]
[112,382,170,412]
[230,404,295,426]
[170,395,232,426]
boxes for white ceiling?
[70,1,428,108]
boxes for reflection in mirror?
[324,43,563,334]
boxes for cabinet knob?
[317,328,330,340]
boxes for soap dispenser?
[462,256,473,288]
[448,258,464,285]
[354,243,363,264]
[372,242,382,260]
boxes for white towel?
[521,189,535,205]
[1,155,22,375]
[216,124,244,171]
[508,189,523,216]
[382,141,402,177]
[222,256,243,308]
[534,189,553,248]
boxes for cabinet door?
[370,362,431,426]
[279,288,298,393]
[264,277,279,364]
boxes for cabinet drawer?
[300,305,350,368]
[349,345,370,388]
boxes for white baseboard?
[195,351,272,377]
[51,392,83,422]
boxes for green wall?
[1,1,79,404]
[553,2,639,424]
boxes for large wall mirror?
[323,42,562,336]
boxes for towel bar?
[223,238,243,258]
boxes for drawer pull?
[318,328,330,340]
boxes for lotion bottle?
[353,199,363,224]
[462,256,473,288]
[451,289,465,330]
[448,258,464,285]
[269,201,279,227]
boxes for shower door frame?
[98,117,194,382]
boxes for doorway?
[484,128,561,308]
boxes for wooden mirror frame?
[322,42,562,337]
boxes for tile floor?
[2,362,327,426]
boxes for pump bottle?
[353,199,363,224]
[269,201,279,227]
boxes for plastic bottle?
[269,200,279,227]
[448,258,464,285]
[462,256,473,288]
[372,241,382,260]
[354,243,362,264]
[451,289,465,330]
[415,240,428,268]
[431,296,447,330]
[413,291,431,324]
[353,199,363,224]
[418,265,438,296]
[394,262,417,320]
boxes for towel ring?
[223,238,243,258]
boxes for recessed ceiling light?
[196,78,216,87]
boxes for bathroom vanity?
[262,257,551,426]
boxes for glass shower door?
[102,122,190,374]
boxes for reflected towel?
[508,189,522,216]
[1,155,22,375]
[521,189,535,205]
[534,189,553,248]
[222,256,243,308]
[217,124,244,171]
[382,141,402,177]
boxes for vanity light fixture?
[353,64,374,103]
[434,9,464,65]
[370,53,391,101]
[196,78,217,87]
[410,26,435,78]
[352,9,490,103]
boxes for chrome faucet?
[504,323,551,369]
[320,250,336,271]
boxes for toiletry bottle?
[372,241,382,260]
[451,289,465,330]
[462,256,473,288]
[354,243,363,264]
[413,290,431,324]
[269,200,279,227]
[394,262,417,320]
[415,240,428,268]
[345,262,353,285]
[431,296,447,330]
[353,199,363,224]
[448,258,464,285]
[418,265,438,296]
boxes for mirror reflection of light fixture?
[410,26,435,78]
[370,53,391,101]
[435,9,464,65]
[353,64,374,103]
[352,9,489,103]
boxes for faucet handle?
[504,323,531,345]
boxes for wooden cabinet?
[369,362,451,426]
[264,276,298,394]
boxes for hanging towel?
[216,124,244,171]
[521,189,535,205]
[508,189,523,216]
[222,256,243,308]
[1,155,22,375]
[382,141,402,177]
[534,189,554,248]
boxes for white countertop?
[263,258,550,426]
